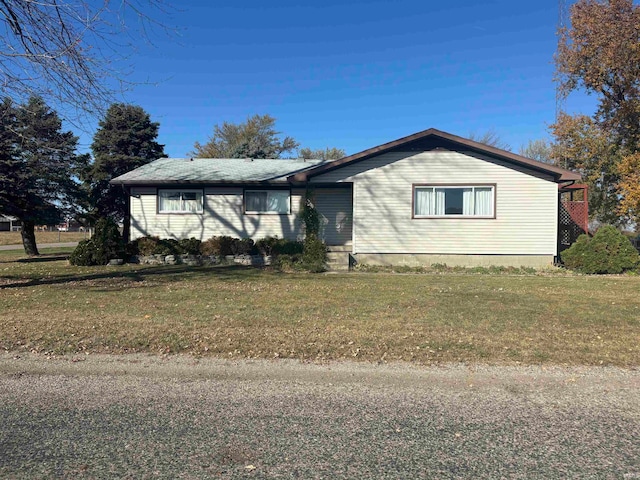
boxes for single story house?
[0,215,21,232]
[111,128,584,267]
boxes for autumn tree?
[0,97,87,255]
[553,0,640,223]
[0,1,171,124]
[617,153,640,224]
[298,147,346,160]
[84,103,165,240]
[191,114,299,159]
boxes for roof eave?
[109,179,292,186]
[288,128,582,184]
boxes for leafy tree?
[467,129,511,150]
[519,139,553,162]
[298,147,346,160]
[84,103,165,240]
[191,114,299,159]
[617,152,640,223]
[556,0,640,148]
[0,96,87,255]
[553,0,640,223]
[550,113,620,223]
[0,1,171,123]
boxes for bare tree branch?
[0,0,174,126]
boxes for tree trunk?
[21,220,39,256]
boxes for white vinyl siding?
[130,187,304,241]
[310,151,558,256]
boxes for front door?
[313,188,353,246]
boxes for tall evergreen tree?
[85,103,165,239]
[0,96,86,255]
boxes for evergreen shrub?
[562,225,640,274]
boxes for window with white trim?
[158,189,204,213]
[414,186,494,217]
[244,190,290,214]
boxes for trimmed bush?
[69,239,97,266]
[231,237,256,255]
[130,236,201,256]
[179,237,202,255]
[255,236,304,256]
[301,233,327,273]
[69,217,124,266]
[562,225,640,274]
[201,236,235,256]
[132,236,160,256]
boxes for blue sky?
[78,0,596,157]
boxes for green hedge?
[128,234,325,272]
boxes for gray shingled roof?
[110,158,328,185]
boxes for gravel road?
[0,354,638,479]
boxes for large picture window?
[244,189,290,214]
[413,185,494,218]
[158,189,204,213]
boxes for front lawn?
[0,250,638,366]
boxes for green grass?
[1,249,638,366]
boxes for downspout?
[123,185,131,243]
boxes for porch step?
[326,243,352,253]
[325,251,350,272]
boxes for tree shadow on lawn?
[16,255,69,263]
[0,264,262,290]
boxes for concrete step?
[326,244,352,253]
[325,251,351,272]
[327,252,349,260]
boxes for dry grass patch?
[0,250,638,366]
[0,231,88,246]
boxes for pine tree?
[85,103,165,239]
[0,96,86,255]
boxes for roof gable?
[288,128,581,183]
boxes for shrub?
[255,236,280,256]
[69,217,124,266]
[301,233,327,272]
[298,189,320,237]
[69,239,97,266]
[134,236,161,255]
[255,236,304,256]
[276,239,304,256]
[562,225,640,274]
[179,237,201,255]
[201,236,236,256]
[231,237,256,255]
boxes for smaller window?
[245,190,290,214]
[158,189,204,213]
